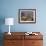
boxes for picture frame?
[18,9,36,24]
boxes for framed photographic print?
[18,9,36,23]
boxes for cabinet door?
[24,40,43,46]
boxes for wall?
[0,0,46,32]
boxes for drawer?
[24,40,43,46]
[4,40,24,46]
[4,35,24,40]
[25,35,43,40]
[4,40,16,46]
[32,40,43,46]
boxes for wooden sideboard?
[4,32,43,46]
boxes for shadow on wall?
[0,16,5,46]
